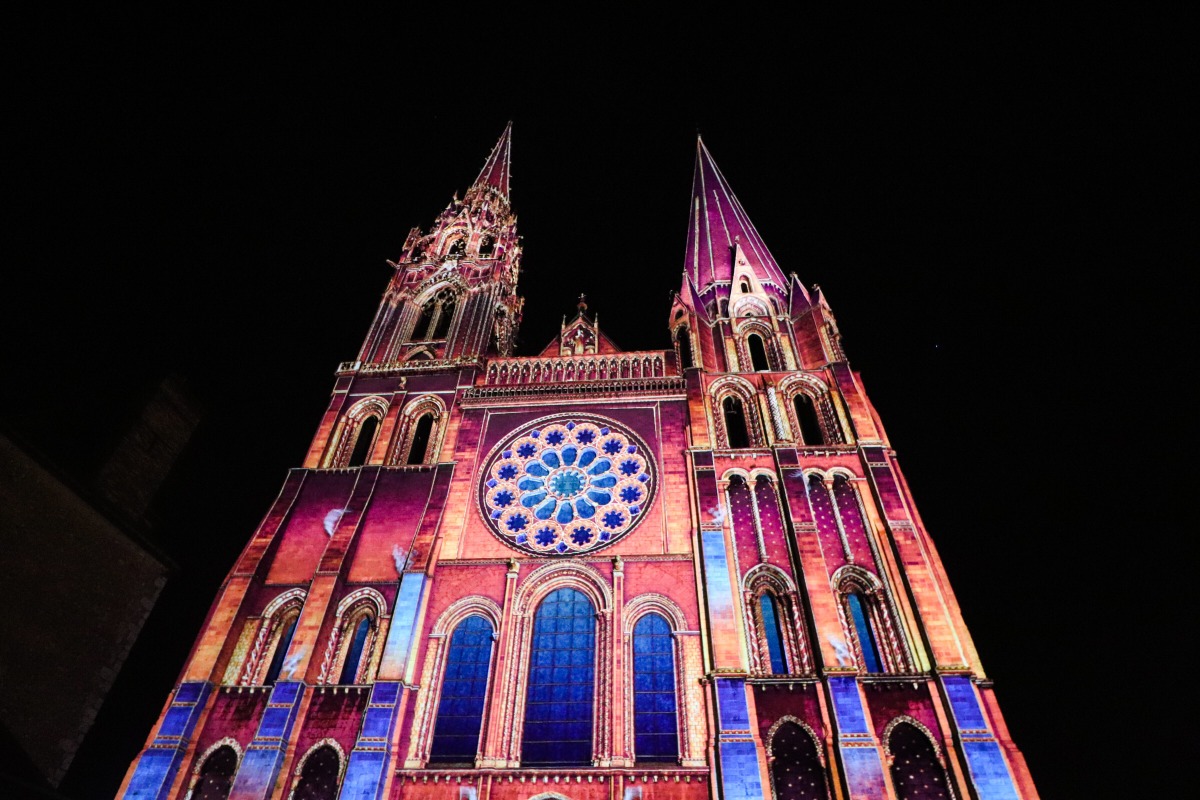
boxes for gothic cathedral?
[119,126,1038,800]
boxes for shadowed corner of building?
[0,374,201,798]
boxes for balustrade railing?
[483,351,673,385]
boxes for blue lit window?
[522,588,595,766]
[263,613,299,685]
[338,617,371,685]
[847,593,883,673]
[632,613,678,762]
[760,594,789,674]
[429,616,494,764]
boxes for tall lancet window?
[338,617,371,685]
[522,588,595,766]
[347,415,379,467]
[431,296,456,339]
[846,593,883,673]
[675,327,694,369]
[413,301,435,341]
[722,396,751,448]
[759,594,789,674]
[429,616,494,764]
[632,613,678,762]
[263,613,299,685]
[407,413,435,465]
[888,722,952,800]
[748,333,770,371]
[793,394,824,445]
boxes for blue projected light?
[759,595,789,674]
[633,613,679,762]
[522,588,595,766]
[429,616,494,763]
[847,594,883,673]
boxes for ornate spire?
[684,136,790,291]
[471,121,512,199]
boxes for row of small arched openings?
[325,395,446,468]
[672,321,786,374]
[715,380,842,449]
[187,737,345,800]
[765,716,955,800]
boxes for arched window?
[722,396,751,448]
[347,415,379,467]
[846,593,883,673]
[479,235,495,256]
[632,613,678,762]
[888,722,952,800]
[431,295,456,339]
[447,238,466,257]
[429,616,495,764]
[759,594,789,674]
[406,413,435,465]
[522,588,595,766]
[338,617,371,685]
[748,334,770,371]
[263,612,299,685]
[192,745,238,800]
[675,327,694,369]
[740,280,750,293]
[769,721,830,800]
[793,394,824,445]
[291,744,342,800]
[413,301,435,340]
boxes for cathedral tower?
[119,129,1037,800]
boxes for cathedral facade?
[119,126,1038,800]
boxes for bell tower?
[675,137,1038,800]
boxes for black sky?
[3,12,1190,800]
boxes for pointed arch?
[325,396,388,468]
[389,394,447,465]
[673,324,695,370]
[287,739,346,800]
[623,593,694,764]
[766,717,830,800]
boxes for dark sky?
[4,12,1188,800]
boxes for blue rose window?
[482,419,653,555]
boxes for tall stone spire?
[471,121,512,200]
[684,136,790,292]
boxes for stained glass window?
[632,613,678,762]
[770,722,829,800]
[522,588,595,766]
[847,593,882,673]
[338,617,371,685]
[263,614,298,685]
[429,616,494,764]
[888,722,952,800]
[193,745,237,800]
[292,744,341,800]
[760,594,789,674]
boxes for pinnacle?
[471,121,512,199]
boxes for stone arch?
[389,394,448,465]
[325,396,389,468]
[287,738,346,800]
[623,592,687,633]
[735,318,784,371]
[186,737,242,799]
[778,374,843,445]
[831,565,909,674]
[240,589,306,685]
[711,376,765,449]
[884,717,955,800]
[744,565,811,676]
[317,587,389,685]
[407,596,503,767]
[765,716,831,800]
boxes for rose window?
[480,417,654,555]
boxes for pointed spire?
[684,137,793,293]
[472,121,512,199]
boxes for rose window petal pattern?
[480,418,655,555]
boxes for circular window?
[479,416,655,555]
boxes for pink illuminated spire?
[471,121,512,199]
[684,137,791,292]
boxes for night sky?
[4,13,1188,800]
